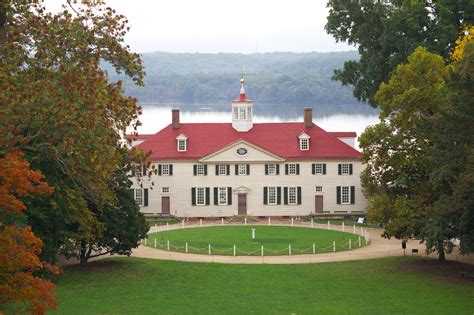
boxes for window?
[247,107,252,119]
[267,187,277,205]
[339,163,353,175]
[196,187,205,206]
[288,187,297,205]
[233,107,239,120]
[161,187,170,194]
[288,163,297,175]
[161,164,170,176]
[314,164,323,175]
[177,139,186,152]
[196,165,205,175]
[239,108,247,120]
[238,164,247,175]
[218,187,228,205]
[218,164,228,175]
[134,189,143,206]
[300,138,309,150]
[315,186,323,193]
[341,186,350,204]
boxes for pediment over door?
[199,140,285,163]
[234,186,251,194]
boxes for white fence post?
[154,238,156,248]
[185,242,188,253]
[154,223,157,229]
[233,244,236,256]
[328,220,330,230]
[200,219,202,227]
[268,217,271,225]
[167,240,170,251]
[166,222,169,230]
[208,244,211,255]
[245,217,247,225]
[358,236,361,247]
[291,218,294,226]
[353,224,356,234]
[333,241,336,252]
[311,218,314,228]
[313,242,316,254]
[181,219,184,228]
[289,244,292,256]
[342,221,345,232]
[349,238,352,250]
[261,245,264,257]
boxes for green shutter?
[215,165,219,175]
[205,188,210,205]
[169,165,173,176]
[144,189,148,207]
[336,186,341,204]
[228,187,232,205]
[277,187,281,204]
[285,164,289,175]
[263,187,268,205]
[297,187,302,205]
[204,165,208,175]
[214,187,218,205]
[192,188,196,206]
[312,164,315,175]
[235,165,239,175]
[246,164,250,175]
[193,165,197,175]
[284,187,288,205]
[296,164,300,175]
[265,164,269,175]
[158,164,162,176]
[323,164,326,175]
[350,186,355,204]
[276,164,280,175]
[226,165,230,175]
[349,164,353,175]
[338,164,341,175]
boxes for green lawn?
[147,225,365,255]
[51,256,474,314]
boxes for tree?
[0,151,57,314]
[360,47,451,260]
[325,0,474,106]
[0,0,147,264]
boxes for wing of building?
[130,79,367,217]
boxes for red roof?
[232,92,253,103]
[328,132,357,137]
[136,122,361,161]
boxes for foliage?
[106,51,367,110]
[52,257,474,314]
[361,38,474,261]
[0,151,57,314]
[0,0,147,268]
[452,25,474,62]
[325,0,474,106]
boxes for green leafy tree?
[325,0,474,106]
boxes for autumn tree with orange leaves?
[0,151,57,314]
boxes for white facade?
[132,140,366,217]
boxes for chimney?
[172,108,180,129]
[304,108,313,128]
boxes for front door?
[162,196,170,214]
[238,194,247,215]
[315,196,323,213]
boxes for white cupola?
[231,78,254,132]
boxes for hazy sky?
[44,0,353,54]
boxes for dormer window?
[298,132,310,151]
[176,134,187,152]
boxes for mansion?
[131,79,367,217]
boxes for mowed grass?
[147,225,364,255]
[51,256,474,315]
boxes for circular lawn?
[147,225,366,256]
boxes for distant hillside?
[107,51,371,112]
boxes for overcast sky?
[45,0,353,54]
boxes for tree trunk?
[79,241,90,265]
[437,240,446,263]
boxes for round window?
[236,148,248,156]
